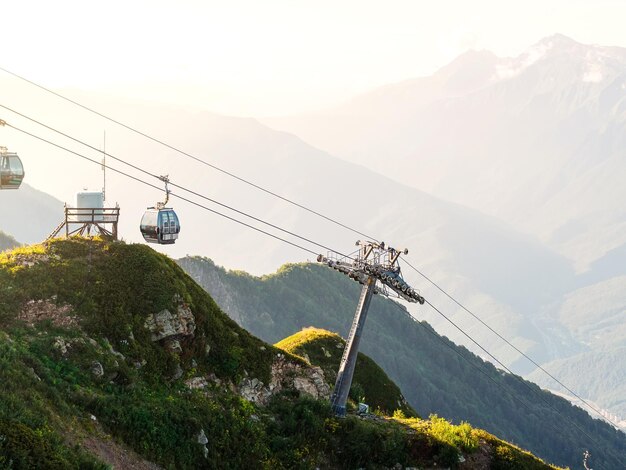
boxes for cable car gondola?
[0,147,25,190]
[140,175,180,245]
[140,207,180,244]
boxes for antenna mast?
[101,131,106,203]
[318,241,425,416]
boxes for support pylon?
[318,240,425,417]
[330,276,376,416]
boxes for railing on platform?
[47,205,120,240]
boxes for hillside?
[275,327,416,417]
[0,230,20,251]
[4,34,624,431]
[0,183,63,244]
[0,238,559,469]
[178,256,626,470]
[528,348,626,426]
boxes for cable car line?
[399,256,623,430]
[0,65,380,243]
[5,95,616,429]
[387,300,607,468]
[1,68,617,433]
[1,67,591,402]
[0,107,352,259]
[4,121,323,257]
[3,119,611,460]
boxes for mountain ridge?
[0,238,562,468]
[5,72,623,431]
[178,255,626,469]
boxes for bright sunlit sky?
[4,0,626,116]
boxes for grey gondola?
[140,208,180,244]
[0,151,25,189]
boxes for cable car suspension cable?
[0,66,379,242]
[3,71,601,418]
[3,121,322,257]
[0,106,352,259]
[386,300,607,461]
[4,118,610,458]
[0,71,617,431]
[399,256,623,431]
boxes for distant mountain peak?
[489,33,626,84]
[537,33,581,47]
[530,33,626,61]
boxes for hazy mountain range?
[1,34,623,421]
[0,183,63,244]
[263,33,626,271]
[263,34,626,419]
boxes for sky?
[4,0,626,116]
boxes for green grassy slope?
[178,256,626,469]
[0,238,559,469]
[276,327,416,417]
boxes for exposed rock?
[165,339,182,354]
[238,356,330,405]
[239,377,271,404]
[103,339,125,360]
[27,367,41,381]
[207,373,222,386]
[171,364,184,381]
[144,303,196,343]
[185,377,209,390]
[459,438,492,469]
[197,429,209,459]
[91,361,104,378]
[53,336,75,355]
[18,299,77,328]
[197,429,208,445]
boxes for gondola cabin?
[0,149,25,190]
[140,208,180,244]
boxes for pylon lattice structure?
[317,240,425,416]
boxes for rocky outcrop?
[185,377,209,390]
[238,354,330,405]
[144,301,196,345]
[196,429,209,459]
